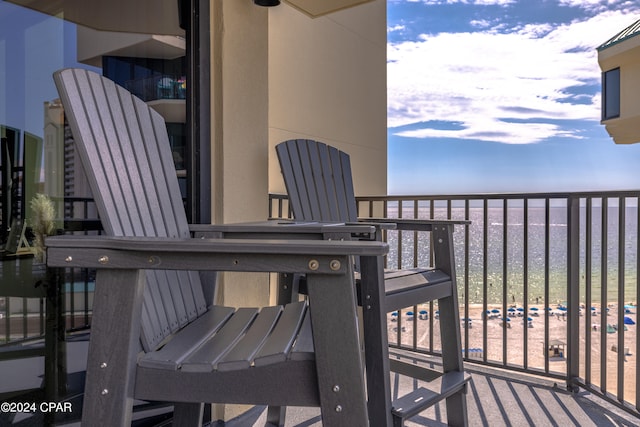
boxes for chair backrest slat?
[54,68,208,351]
[276,139,358,223]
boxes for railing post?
[567,196,580,392]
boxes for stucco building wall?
[267,1,387,197]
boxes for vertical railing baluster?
[523,197,529,369]
[383,200,389,270]
[463,199,470,358]
[397,199,403,270]
[637,196,640,411]
[585,197,593,385]
[429,199,435,353]
[22,297,27,339]
[413,200,419,268]
[617,197,625,400]
[4,298,10,343]
[502,199,508,366]
[567,195,580,391]
[39,297,45,335]
[601,197,608,394]
[412,201,419,352]
[544,198,550,374]
[483,198,489,363]
[69,269,75,330]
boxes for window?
[0,0,208,403]
[602,67,620,120]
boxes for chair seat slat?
[290,307,315,361]
[138,306,235,370]
[216,305,284,372]
[180,308,259,373]
[254,301,308,366]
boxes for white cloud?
[387,9,640,144]
[558,0,638,14]
[470,19,492,29]
[388,24,406,33]
[406,0,516,4]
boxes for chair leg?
[266,406,286,427]
[438,294,468,427]
[444,391,468,427]
[173,402,204,427]
[432,225,468,426]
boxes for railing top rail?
[351,190,640,201]
[272,190,640,203]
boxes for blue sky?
[386,0,640,195]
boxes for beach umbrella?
[624,316,636,325]
[491,309,500,314]
[530,307,539,311]
[508,307,516,312]
[517,307,525,312]
[527,317,533,322]
[419,310,428,315]
[558,306,567,311]
[406,311,414,317]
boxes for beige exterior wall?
[267,0,388,197]
[209,2,270,419]
[209,4,387,420]
[211,0,269,225]
[599,36,640,144]
[210,1,271,316]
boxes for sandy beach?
[388,303,637,404]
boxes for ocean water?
[382,204,639,305]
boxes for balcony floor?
[1,342,639,426]
[226,350,640,427]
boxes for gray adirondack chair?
[48,68,389,426]
[277,139,470,426]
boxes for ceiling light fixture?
[254,0,281,6]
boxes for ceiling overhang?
[7,0,183,35]
[7,0,376,34]
[283,0,375,17]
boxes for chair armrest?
[357,217,470,232]
[189,220,378,241]
[45,235,388,274]
[353,220,396,231]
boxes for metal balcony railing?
[2,191,639,416]
[0,197,98,347]
[270,190,640,415]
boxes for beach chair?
[48,68,388,426]
[276,139,470,426]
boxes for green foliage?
[30,193,56,262]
